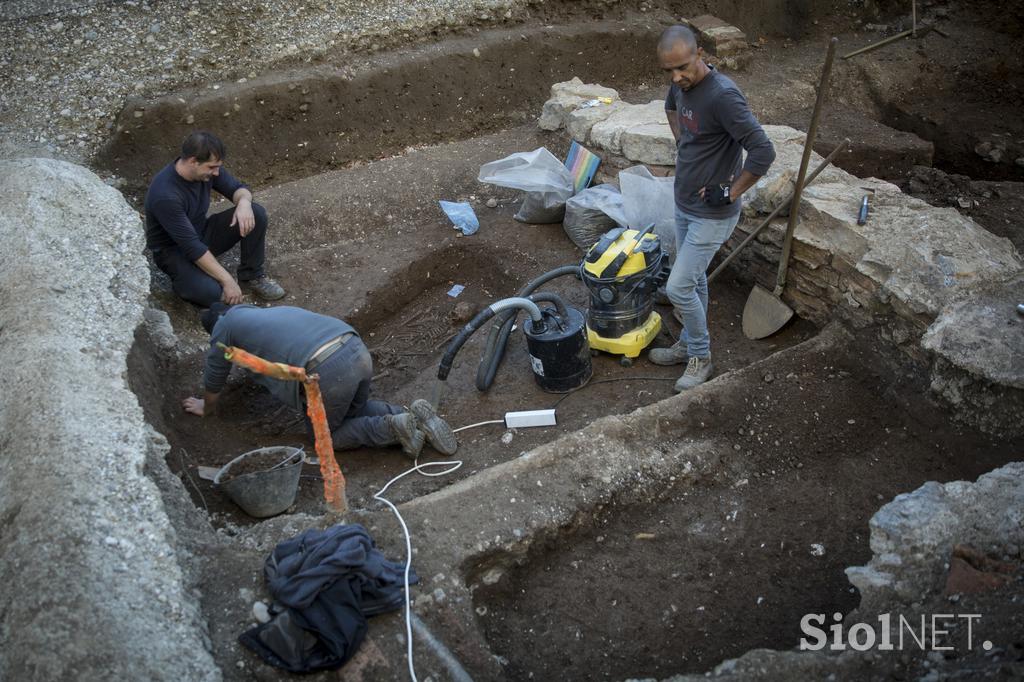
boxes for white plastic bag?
[619,165,676,254]
[478,148,575,224]
[563,184,626,250]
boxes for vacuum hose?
[475,265,581,391]
[438,297,545,381]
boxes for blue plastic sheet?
[439,200,480,236]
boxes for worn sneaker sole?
[390,413,425,458]
[410,399,458,455]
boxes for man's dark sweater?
[144,161,246,260]
[665,67,775,218]
[205,305,356,410]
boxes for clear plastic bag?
[562,184,626,250]
[619,165,677,254]
[439,200,480,236]
[478,148,575,224]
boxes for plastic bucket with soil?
[213,446,305,518]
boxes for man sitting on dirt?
[144,130,285,306]
[650,25,775,390]
[182,303,458,458]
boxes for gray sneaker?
[410,399,458,455]
[674,355,713,392]
[243,276,286,301]
[388,413,425,458]
[649,341,688,366]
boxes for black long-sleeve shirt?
[665,67,775,218]
[143,161,246,260]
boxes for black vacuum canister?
[524,306,592,393]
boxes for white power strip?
[504,409,557,428]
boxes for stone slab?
[590,100,667,155]
[0,158,218,680]
[538,77,620,132]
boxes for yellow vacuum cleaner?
[582,225,669,366]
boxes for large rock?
[621,123,676,166]
[685,15,749,56]
[590,100,668,155]
[0,159,219,680]
[538,77,620,132]
[846,462,1024,611]
[565,100,628,145]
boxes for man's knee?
[174,273,222,307]
[251,202,268,230]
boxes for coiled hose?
[474,264,581,391]
[438,293,570,381]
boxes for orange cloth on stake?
[218,343,347,512]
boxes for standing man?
[145,131,285,306]
[649,25,776,391]
[182,303,458,458]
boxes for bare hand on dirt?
[231,200,256,237]
[222,279,243,304]
[182,396,206,416]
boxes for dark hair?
[200,302,232,335]
[658,25,698,53]
[181,131,226,163]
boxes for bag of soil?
[478,148,575,224]
[562,184,627,250]
[619,165,677,255]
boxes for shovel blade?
[742,284,794,339]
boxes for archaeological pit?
[1,1,1022,680]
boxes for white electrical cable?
[373,458,462,682]
[452,419,504,433]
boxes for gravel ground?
[0,0,535,165]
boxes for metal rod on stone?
[708,140,848,283]
[841,28,913,59]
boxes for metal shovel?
[742,37,838,340]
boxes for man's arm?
[717,89,776,203]
[183,341,233,416]
[665,109,681,142]
[230,187,256,237]
[195,252,243,304]
[664,86,680,142]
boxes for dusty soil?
[101,2,1023,679]
[129,125,817,526]
[472,328,1022,679]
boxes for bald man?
[649,25,775,390]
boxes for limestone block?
[685,15,749,56]
[621,123,676,166]
[538,77,621,131]
[922,275,1024,390]
[846,463,1024,612]
[565,100,627,144]
[590,100,667,155]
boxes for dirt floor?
[109,1,1024,679]
[472,327,1021,679]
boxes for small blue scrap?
[447,284,465,298]
[439,200,480,236]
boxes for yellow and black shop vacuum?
[582,225,669,366]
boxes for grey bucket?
[214,446,305,518]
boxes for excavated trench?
[114,8,1024,681]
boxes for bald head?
[658,25,698,54]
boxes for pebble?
[500,431,514,445]
[763,372,774,383]
[252,601,271,623]
[486,197,498,208]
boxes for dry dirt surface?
[8,0,1024,679]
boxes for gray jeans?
[664,207,740,358]
[311,338,403,450]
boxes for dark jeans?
[312,338,404,450]
[152,203,268,307]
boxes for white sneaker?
[674,355,713,392]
